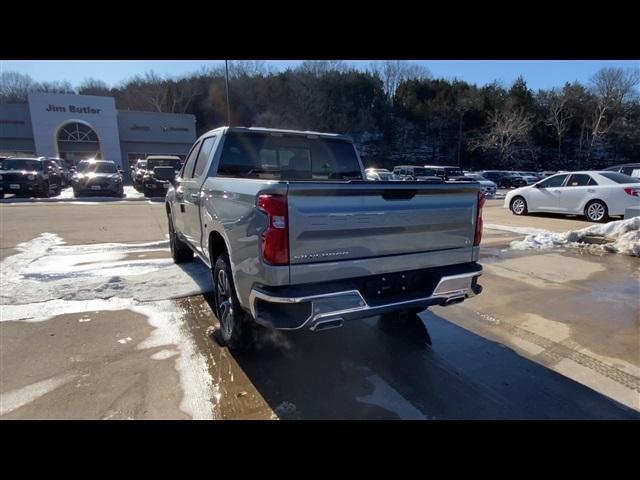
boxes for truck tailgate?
[287,181,480,265]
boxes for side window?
[538,174,568,188]
[567,174,592,187]
[181,142,201,179]
[193,136,217,178]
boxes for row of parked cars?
[364,163,639,204]
[0,155,125,198]
[130,156,183,197]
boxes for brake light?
[257,194,289,265]
[623,187,640,197]
[474,192,485,246]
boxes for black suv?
[479,171,527,188]
[1,157,63,198]
[72,160,124,197]
[141,155,182,197]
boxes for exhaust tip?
[312,318,344,331]
[443,295,466,307]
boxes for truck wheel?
[213,253,250,350]
[168,215,193,263]
[510,196,528,215]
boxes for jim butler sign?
[27,92,122,166]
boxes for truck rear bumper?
[248,263,482,331]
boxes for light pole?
[225,60,231,126]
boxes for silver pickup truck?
[165,127,484,348]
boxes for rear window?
[216,133,362,181]
[599,172,638,184]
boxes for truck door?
[181,135,219,252]
[173,141,201,237]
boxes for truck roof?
[199,126,354,142]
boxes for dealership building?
[0,92,197,171]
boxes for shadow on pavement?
[219,309,638,420]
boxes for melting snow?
[0,234,217,419]
[0,233,212,305]
[487,217,640,257]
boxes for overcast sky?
[2,60,638,91]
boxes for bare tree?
[78,78,111,96]
[472,107,533,166]
[588,67,639,155]
[0,71,37,103]
[454,89,481,165]
[228,60,273,77]
[540,88,572,161]
[368,60,432,100]
[36,80,75,94]
[296,60,351,76]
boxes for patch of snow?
[151,349,179,360]
[0,373,77,416]
[0,235,217,419]
[507,217,640,257]
[0,234,212,305]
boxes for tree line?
[2,61,638,171]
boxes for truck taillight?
[624,187,640,197]
[474,192,485,246]
[257,194,289,265]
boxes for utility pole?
[225,60,231,126]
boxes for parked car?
[392,165,443,181]
[132,159,148,191]
[423,165,465,180]
[505,171,640,222]
[165,127,484,348]
[603,163,640,181]
[72,160,124,197]
[0,157,63,198]
[45,157,71,187]
[480,171,527,188]
[515,171,541,185]
[364,168,400,181]
[141,155,182,197]
[449,173,497,198]
[538,171,557,178]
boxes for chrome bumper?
[248,270,482,331]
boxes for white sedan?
[504,171,640,222]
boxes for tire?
[584,200,609,223]
[213,253,251,350]
[168,214,193,264]
[510,196,528,215]
[39,182,50,198]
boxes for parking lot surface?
[1,199,638,419]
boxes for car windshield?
[467,174,487,181]
[2,159,43,171]
[148,159,181,170]
[84,163,117,174]
[377,172,396,180]
[137,161,147,168]
[599,172,638,184]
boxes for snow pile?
[509,217,640,257]
[0,233,212,305]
